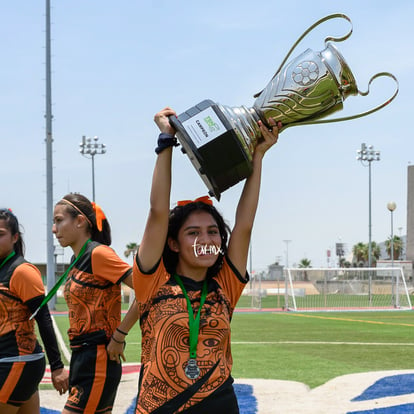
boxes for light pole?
[79,136,106,201]
[45,0,56,309]
[283,240,291,310]
[283,240,292,268]
[356,143,381,268]
[387,201,397,307]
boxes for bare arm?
[107,274,140,362]
[227,119,281,275]
[138,107,177,272]
[107,300,139,362]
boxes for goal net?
[285,267,412,311]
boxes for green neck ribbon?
[0,251,16,270]
[173,274,208,359]
[30,239,91,320]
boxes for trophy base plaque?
[170,100,256,200]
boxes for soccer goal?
[285,267,413,311]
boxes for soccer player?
[133,107,280,413]
[0,208,68,414]
[53,193,139,414]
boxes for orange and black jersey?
[0,254,63,370]
[64,241,132,342]
[133,256,248,413]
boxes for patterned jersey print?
[0,256,44,356]
[133,257,248,413]
[64,242,132,341]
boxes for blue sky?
[2,1,413,272]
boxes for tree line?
[126,236,404,271]
[295,236,404,269]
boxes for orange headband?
[91,202,106,232]
[177,196,213,206]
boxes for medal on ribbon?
[185,358,201,380]
[174,274,208,380]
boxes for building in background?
[406,165,414,264]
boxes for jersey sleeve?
[26,297,64,371]
[9,263,45,302]
[91,245,132,284]
[132,257,170,304]
[215,256,249,308]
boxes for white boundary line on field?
[122,340,414,346]
[231,341,414,345]
[51,315,71,362]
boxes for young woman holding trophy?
[132,107,280,413]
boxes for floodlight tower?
[79,136,106,202]
[356,143,381,268]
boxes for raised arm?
[138,107,177,272]
[227,119,281,275]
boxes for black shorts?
[181,377,239,414]
[0,356,46,406]
[65,335,122,413]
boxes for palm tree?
[352,241,381,266]
[298,258,311,281]
[352,242,367,265]
[124,242,139,262]
[385,235,403,260]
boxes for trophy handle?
[280,72,399,130]
[253,13,352,98]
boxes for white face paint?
[192,236,223,258]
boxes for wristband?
[111,335,126,345]
[155,133,179,154]
[116,327,128,336]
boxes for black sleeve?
[26,296,64,372]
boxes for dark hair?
[56,193,112,245]
[0,209,24,256]
[163,202,230,278]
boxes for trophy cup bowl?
[169,14,398,200]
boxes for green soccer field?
[50,308,414,389]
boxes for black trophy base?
[169,100,253,200]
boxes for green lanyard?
[30,239,91,320]
[173,274,208,359]
[0,251,16,270]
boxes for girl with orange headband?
[132,107,280,413]
[53,193,139,414]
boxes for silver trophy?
[169,14,398,200]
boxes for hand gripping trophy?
[169,13,398,200]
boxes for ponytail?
[57,194,112,245]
